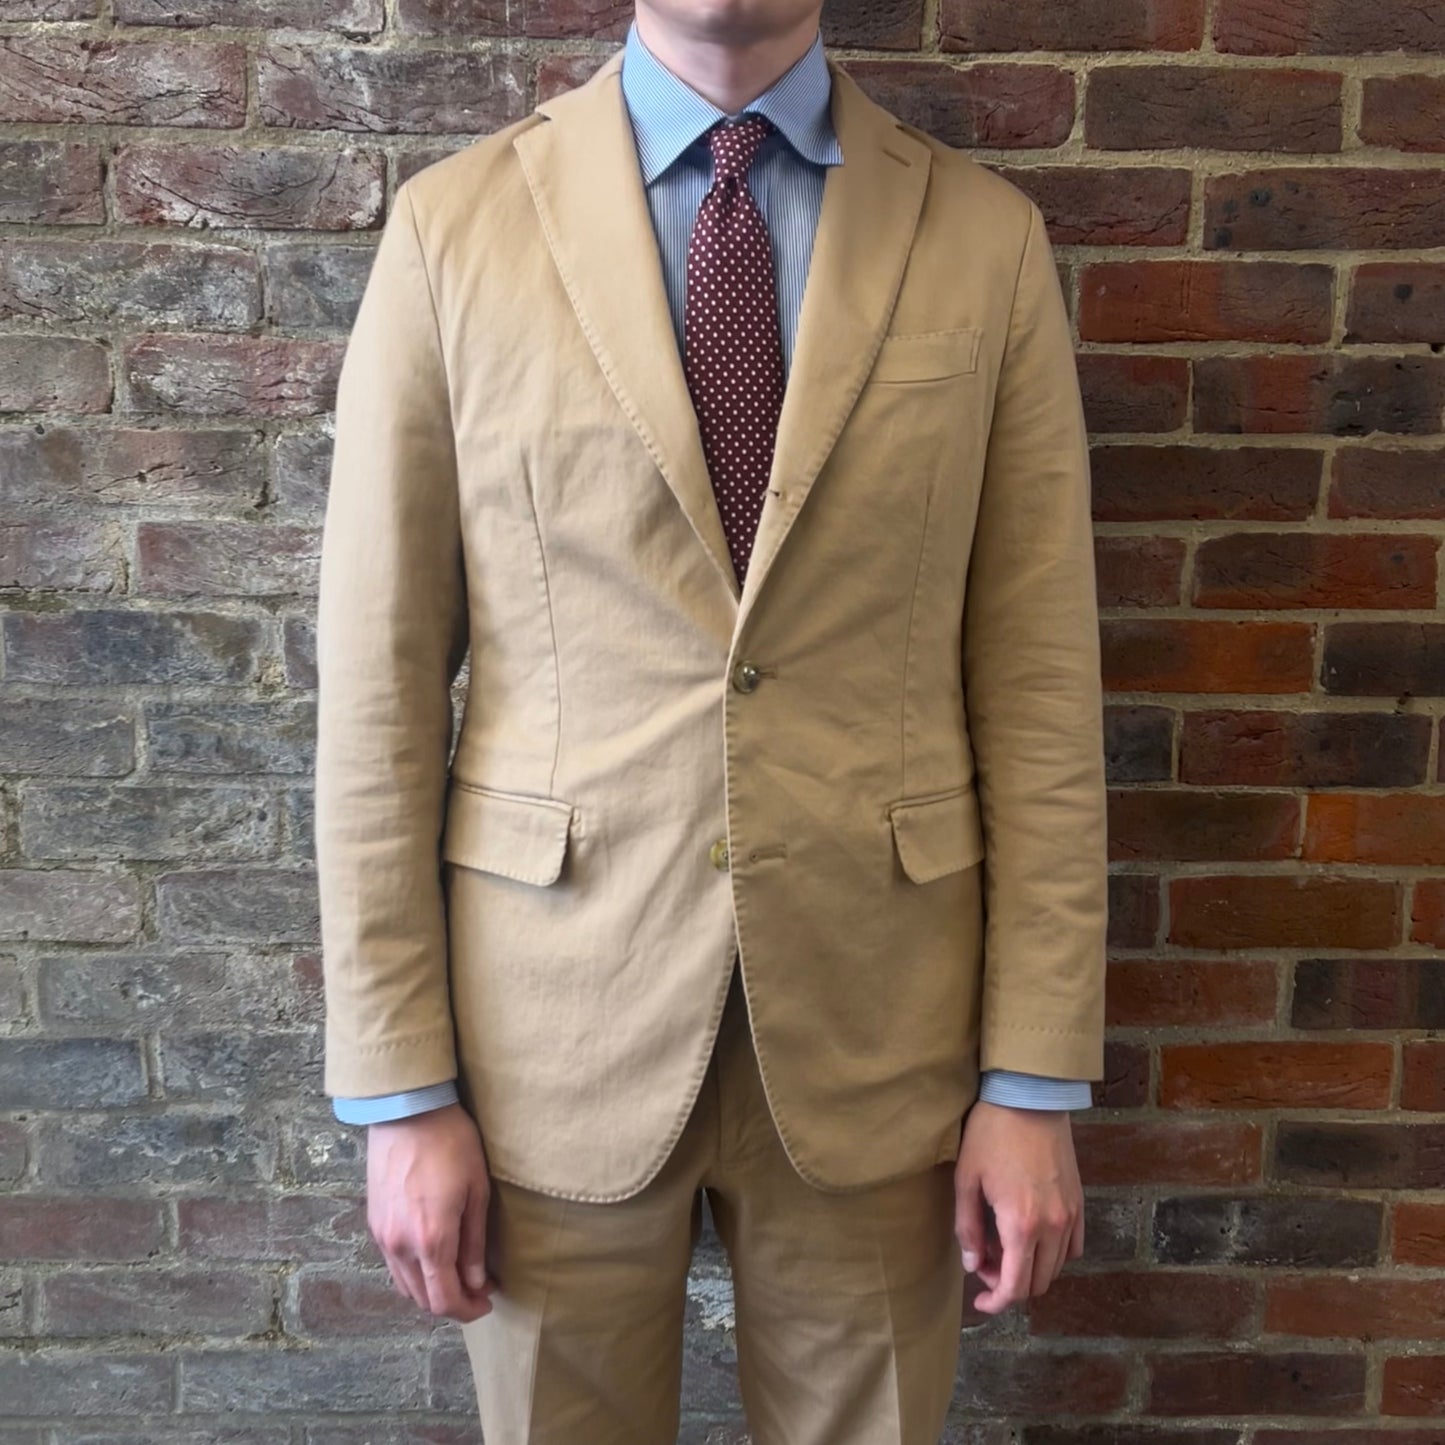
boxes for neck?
[632,7,821,114]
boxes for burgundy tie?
[682,114,786,589]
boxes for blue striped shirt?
[331,20,1092,1125]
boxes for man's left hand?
[954,1100,1085,1313]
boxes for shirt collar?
[620,19,842,185]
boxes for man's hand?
[366,1102,496,1323]
[954,1099,1085,1313]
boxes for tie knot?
[706,114,774,183]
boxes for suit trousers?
[460,952,966,1443]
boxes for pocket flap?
[888,787,985,883]
[441,781,574,886]
[871,326,981,383]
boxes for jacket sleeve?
[961,197,1108,1083]
[314,177,470,1100]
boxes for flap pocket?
[441,780,575,886]
[888,786,985,884]
[871,326,982,383]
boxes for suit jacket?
[315,47,1109,1203]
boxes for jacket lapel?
[513,49,933,627]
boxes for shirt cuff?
[331,1079,460,1125]
[977,1069,1094,1111]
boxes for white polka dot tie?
[682,114,785,589]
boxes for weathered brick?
[1109,871,1160,948]
[1090,445,1321,523]
[123,334,342,417]
[160,1028,321,1099]
[115,146,385,231]
[44,1267,274,1338]
[1107,788,1298,861]
[535,50,611,104]
[1207,167,1445,250]
[295,1267,432,1335]
[1147,1350,1365,1416]
[21,784,279,862]
[1103,619,1314,693]
[1304,792,1445,866]
[1073,1120,1262,1187]
[264,243,373,330]
[843,61,1074,149]
[1195,353,1445,436]
[397,0,629,38]
[0,1037,147,1108]
[1103,704,1173,783]
[0,1196,166,1261]
[0,1352,173,1416]
[991,164,1192,246]
[137,522,320,597]
[1097,1040,1148,1108]
[823,0,924,49]
[1027,1270,1253,1338]
[1106,958,1279,1028]
[1275,1122,1445,1188]
[1171,874,1401,950]
[1194,532,1437,609]
[1346,262,1445,344]
[0,869,141,943]
[146,700,315,775]
[1215,0,1445,55]
[114,0,384,29]
[1323,623,1445,697]
[283,613,316,689]
[258,43,530,134]
[0,336,110,413]
[0,426,267,510]
[3,609,264,685]
[0,141,102,223]
[1094,535,1183,609]
[0,38,246,127]
[1079,261,1333,343]
[940,0,1205,52]
[0,519,126,591]
[1293,957,1445,1031]
[1077,353,1189,433]
[1181,709,1432,788]
[178,1192,366,1262]
[178,1344,428,1412]
[1153,1193,1382,1267]
[156,867,318,944]
[1160,1041,1393,1109]
[951,1348,1128,1416]
[1360,74,1445,153]
[1087,65,1341,151]
[36,1110,275,1187]
[0,239,258,329]
[0,0,96,14]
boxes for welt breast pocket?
[869,325,982,385]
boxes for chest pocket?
[870,326,982,384]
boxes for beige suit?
[315,47,1108,1208]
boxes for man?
[314,0,1108,1440]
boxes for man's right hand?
[366,1102,496,1323]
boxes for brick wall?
[1,0,1443,1438]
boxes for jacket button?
[709,837,730,870]
[732,659,762,693]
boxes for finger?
[390,1247,431,1311]
[457,1176,492,1295]
[415,1216,470,1319]
[954,1171,988,1274]
[975,1220,1036,1313]
[1068,1203,1086,1260]
[1031,1219,1067,1294]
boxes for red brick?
[397,0,629,38]
[1109,872,1161,948]
[1322,623,1445,698]
[940,0,1205,52]
[137,523,321,598]
[1182,709,1432,788]
[1106,957,1279,1029]
[1305,793,1445,867]
[1107,788,1298,862]
[0,1196,164,1260]
[992,164,1192,246]
[1073,1120,1263,1187]
[115,0,383,26]
[1268,1277,1445,1340]
[1148,1349,1365,1416]
[1194,532,1437,610]
[0,37,245,126]
[1330,447,1445,521]
[123,334,342,417]
[1384,1355,1445,1416]
[1215,0,1445,55]
[1346,263,1445,345]
[114,145,385,230]
[1094,535,1184,607]
[0,336,110,413]
[1413,878,1445,948]
[1161,1041,1393,1109]
[1102,619,1314,693]
[1206,167,1445,250]
[1090,445,1321,523]
[535,51,610,103]
[1077,353,1189,433]
[1087,65,1341,151]
[1402,1041,1445,1112]
[1293,957,1445,1031]
[1170,874,1401,950]
[0,519,125,591]
[1394,1203,1445,1266]
[1029,1270,1254,1338]
[844,60,1074,148]
[1360,74,1445,153]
